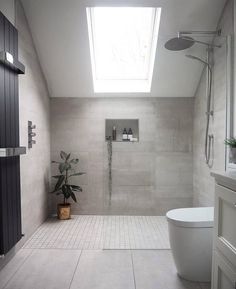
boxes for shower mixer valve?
[206,111,214,116]
[28,121,36,148]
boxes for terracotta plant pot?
[57,203,71,220]
[229,147,236,164]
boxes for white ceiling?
[21,0,226,98]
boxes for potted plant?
[225,138,236,163]
[51,151,85,220]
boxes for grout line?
[68,249,83,289]
[24,216,170,250]
[2,249,34,289]
[130,251,137,289]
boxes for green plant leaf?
[71,185,82,192]
[52,175,63,179]
[62,184,70,199]
[225,138,236,148]
[52,160,60,164]
[59,162,71,173]
[59,163,66,173]
[69,172,85,177]
[52,152,85,203]
[70,191,77,203]
[70,158,79,164]
[55,175,65,191]
[60,151,68,160]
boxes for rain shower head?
[164,36,195,51]
[164,30,221,51]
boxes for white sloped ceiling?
[21,0,226,98]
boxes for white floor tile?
[132,250,202,289]
[0,249,32,289]
[70,250,135,289]
[23,215,170,250]
[4,249,81,289]
[0,249,207,289]
[0,218,208,289]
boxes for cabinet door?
[215,184,236,267]
[212,252,236,289]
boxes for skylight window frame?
[86,7,161,93]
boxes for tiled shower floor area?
[0,215,210,289]
[23,215,170,250]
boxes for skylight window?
[86,7,161,93]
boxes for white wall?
[0,0,15,24]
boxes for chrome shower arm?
[181,36,221,48]
[178,30,221,37]
[185,54,212,69]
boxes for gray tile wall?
[50,97,193,215]
[193,0,233,206]
[17,0,51,240]
[0,0,51,269]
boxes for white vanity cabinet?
[212,173,236,289]
[213,251,236,289]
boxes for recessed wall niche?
[105,119,139,142]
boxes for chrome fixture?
[28,121,36,148]
[164,30,221,51]
[0,147,26,158]
[186,49,214,167]
[107,137,112,205]
[164,29,222,167]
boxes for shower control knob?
[205,111,214,116]
[28,121,36,148]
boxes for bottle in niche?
[122,128,128,141]
[112,126,116,141]
[128,128,133,141]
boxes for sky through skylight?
[86,7,161,93]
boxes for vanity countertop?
[211,171,236,191]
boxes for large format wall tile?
[193,0,233,206]
[50,97,194,215]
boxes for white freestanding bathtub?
[166,207,214,282]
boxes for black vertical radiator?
[0,11,26,256]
